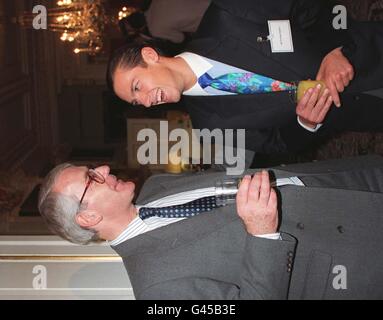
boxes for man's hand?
[316,47,354,107]
[236,171,278,236]
[296,84,333,129]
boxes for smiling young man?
[107,0,383,156]
[111,46,197,108]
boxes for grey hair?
[38,163,101,245]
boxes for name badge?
[267,20,294,53]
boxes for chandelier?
[118,6,136,21]
[19,0,108,55]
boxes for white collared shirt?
[109,177,305,246]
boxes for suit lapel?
[187,35,304,82]
[113,204,243,298]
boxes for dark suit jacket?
[181,0,383,154]
[113,155,383,299]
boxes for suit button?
[257,36,269,42]
[354,95,360,101]
[288,251,294,257]
[287,267,292,273]
[297,222,304,230]
[337,226,345,233]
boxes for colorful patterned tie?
[198,72,296,94]
[138,196,218,219]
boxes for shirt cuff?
[254,233,281,240]
[297,116,323,132]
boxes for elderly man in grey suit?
[38,155,383,299]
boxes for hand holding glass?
[293,80,327,102]
[215,177,276,206]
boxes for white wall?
[0,236,134,300]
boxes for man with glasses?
[39,165,137,243]
[38,155,383,299]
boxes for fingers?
[297,84,324,119]
[334,74,345,93]
[340,65,354,86]
[327,81,341,107]
[236,175,251,211]
[239,171,272,206]
[259,171,271,206]
[310,88,331,121]
[236,171,278,235]
[268,188,278,211]
[248,172,262,203]
[306,86,321,110]
[296,84,321,114]
[317,94,333,121]
[296,88,312,114]
[248,171,271,204]
[345,64,354,82]
[316,47,355,108]
[340,72,350,87]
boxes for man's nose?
[94,165,110,178]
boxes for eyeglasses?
[79,169,105,205]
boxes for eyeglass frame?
[79,168,105,205]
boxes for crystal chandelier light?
[54,0,106,55]
[19,0,107,55]
[118,6,135,21]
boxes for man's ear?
[76,210,103,228]
[141,47,160,64]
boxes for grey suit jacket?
[113,155,383,299]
